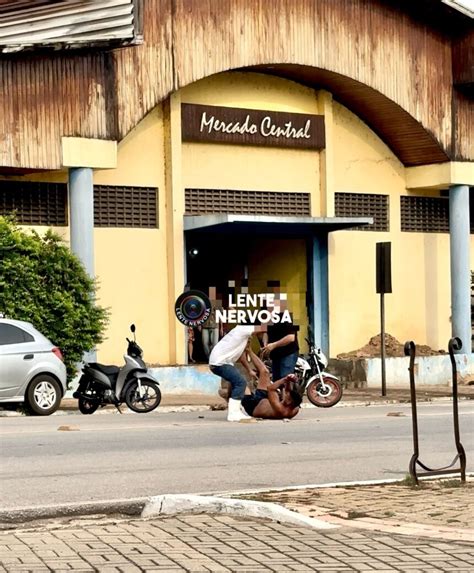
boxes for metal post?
[449,337,467,482]
[309,235,329,355]
[405,338,467,485]
[405,341,419,484]
[381,293,386,396]
[449,185,471,353]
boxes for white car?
[0,318,67,415]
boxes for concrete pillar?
[68,167,95,278]
[449,185,471,353]
[69,167,95,362]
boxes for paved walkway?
[237,480,474,532]
[1,478,473,572]
[1,513,473,573]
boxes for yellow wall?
[93,106,169,364]
[329,101,472,355]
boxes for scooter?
[73,324,161,414]
[294,337,343,407]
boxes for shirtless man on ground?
[241,347,302,419]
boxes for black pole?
[380,292,386,396]
[448,337,467,482]
[405,341,419,484]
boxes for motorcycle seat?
[88,363,120,377]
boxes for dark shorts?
[241,389,268,417]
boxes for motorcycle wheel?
[307,376,343,408]
[125,379,162,413]
[78,397,100,415]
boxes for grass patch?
[438,479,464,488]
[346,510,368,519]
[397,474,424,489]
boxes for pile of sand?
[337,333,445,359]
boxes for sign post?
[376,242,392,396]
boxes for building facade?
[0,0,472,366]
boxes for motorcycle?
[294,337,343,407]
[73,324,161,415]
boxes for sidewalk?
[1,384,471,417]
[56,383,474,413]
[1,479,473,572]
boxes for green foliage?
[0,216,109,383]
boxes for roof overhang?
[184,214,373,235]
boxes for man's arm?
[262,334,295,357]
[263,374,294,415]
[246,348,269,377]
[238,350,257,379]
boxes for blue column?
[68,167,96,363]
[308,235,329,355]
[68,168,94,278]
[449,185,471,353]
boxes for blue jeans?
[271,351,298,382]
[210,364,247,400]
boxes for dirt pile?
[337,333,445,359]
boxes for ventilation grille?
[335,192,389,231]
[94,186,158,228]
[0,180,67,225]
[185,189,311,216]
[401,194,474,234]
[401,196,450,233]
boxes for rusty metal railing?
[404,337,467,485]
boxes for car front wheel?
[26,375,62,416]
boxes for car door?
[0,323,36,398]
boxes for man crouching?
[242,347,302,419]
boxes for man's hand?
[261,343,276,357]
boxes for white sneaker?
[227,398,252,422]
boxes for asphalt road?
[0,402,472,510]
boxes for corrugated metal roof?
[441,0,474,18]
[0,0,140,53]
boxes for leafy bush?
[0,216,109,382]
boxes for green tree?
[0,216,109,382]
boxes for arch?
[170,64,449,167]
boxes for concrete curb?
[141,494,338,530]
[2,475,472,527]
[0,498,146,525]
[216,473,474,496]
[1,394,470,417]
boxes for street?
[0,402,472,510]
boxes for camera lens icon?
[175,290,211,327]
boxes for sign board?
[181,103,325,150]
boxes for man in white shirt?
[209,324,266,422]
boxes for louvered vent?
[400,196,450,233]
[0,180,67,225]
[335,192,389,231]
[185,189,311,216]
[94,186,158,228]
